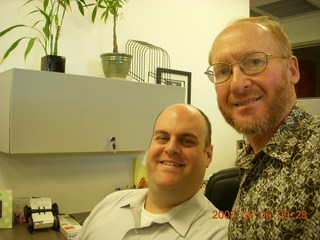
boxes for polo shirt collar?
[120,189,204,237]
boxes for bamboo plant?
[0,0,88,63]
[90,0,128,53]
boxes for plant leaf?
[101,11,109,23]
[76,1,85,16]
[65,0,71,8]
[43,21,50,39]
[0,24,26,37]
[78,0,90,7]
[55,15,59,26]
[31,20,42,28]
[43,0,49,12]
[24,37,36,61]
[1,38,25,63]
[22,0,35,8]
[92,5,97,23]
[37,7,51,23]
[25,9,39,17]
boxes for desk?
[0,224,66,240]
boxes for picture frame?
[156,68,191,104]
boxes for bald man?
[77,104,228,240]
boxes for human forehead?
[154,106,207,135]
[210,23,277,64]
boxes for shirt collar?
[167,190,205,237]
[120,189,204,237]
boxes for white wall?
[0,0,248,213]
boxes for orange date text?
[212,210,308,220]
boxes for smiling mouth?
[235,97,261,107]
[160,161,184,167]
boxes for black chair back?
[205,167,240,212]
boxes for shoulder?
[192,191,229,223]
[190,193,229,239]
[293,105,320,133]
[87,188,147,216]
[82,189,146,225]
[294,108,320,162]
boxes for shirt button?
[134,229,139,234]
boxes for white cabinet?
[0,68,185,154]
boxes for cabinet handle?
[109,137,116,154]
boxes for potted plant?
[91,0,132,79]
[0,0,88,73]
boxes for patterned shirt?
[229,105,320,240]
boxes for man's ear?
[206,145,213,168]
[287,56,300,85]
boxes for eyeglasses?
[204,52,286,84]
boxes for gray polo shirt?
[77,188,228,239]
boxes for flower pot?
[100,53,132,79]
[41,55,66,73]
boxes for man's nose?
[229,65,252,93]
[165,139,180,156]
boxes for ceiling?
[250,0,320,20]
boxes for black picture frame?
[156,68,191,104]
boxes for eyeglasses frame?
[205,52,287,84]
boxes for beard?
[218,70,296,136]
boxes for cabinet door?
[2,69,185,154]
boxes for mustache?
[229,91,262,104]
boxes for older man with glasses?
[206,16,320,239]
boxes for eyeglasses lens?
[207,52,268,84]
[212,64,231,83]
[240,52,267,75]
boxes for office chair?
[205,167,241,212]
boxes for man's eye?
[155,135,168,141]
[214,66,230,77]
[245,58,264,66]
[217,69,229,76]
[181,138,196,146]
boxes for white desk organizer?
[24,198,59,233]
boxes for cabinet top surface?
[0,68,184,91]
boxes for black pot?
[41,55,66,73]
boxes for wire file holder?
[125,40,170,83]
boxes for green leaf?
[76,1,85,16]
[22,0,34,8]
[78,0,90,8]
[26,9,39,17]
[55,15,59,26]
[37,7,51,23]
[1,38,25,63]
[43,22,50,39]
[43,0,49,12]
[65,0,71,8]
[92,6,97,23]
[0,24,26,37]
[101,11,109,23]
[59,0,69,10]
[24,38,36,61]
[31,20,42,28]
